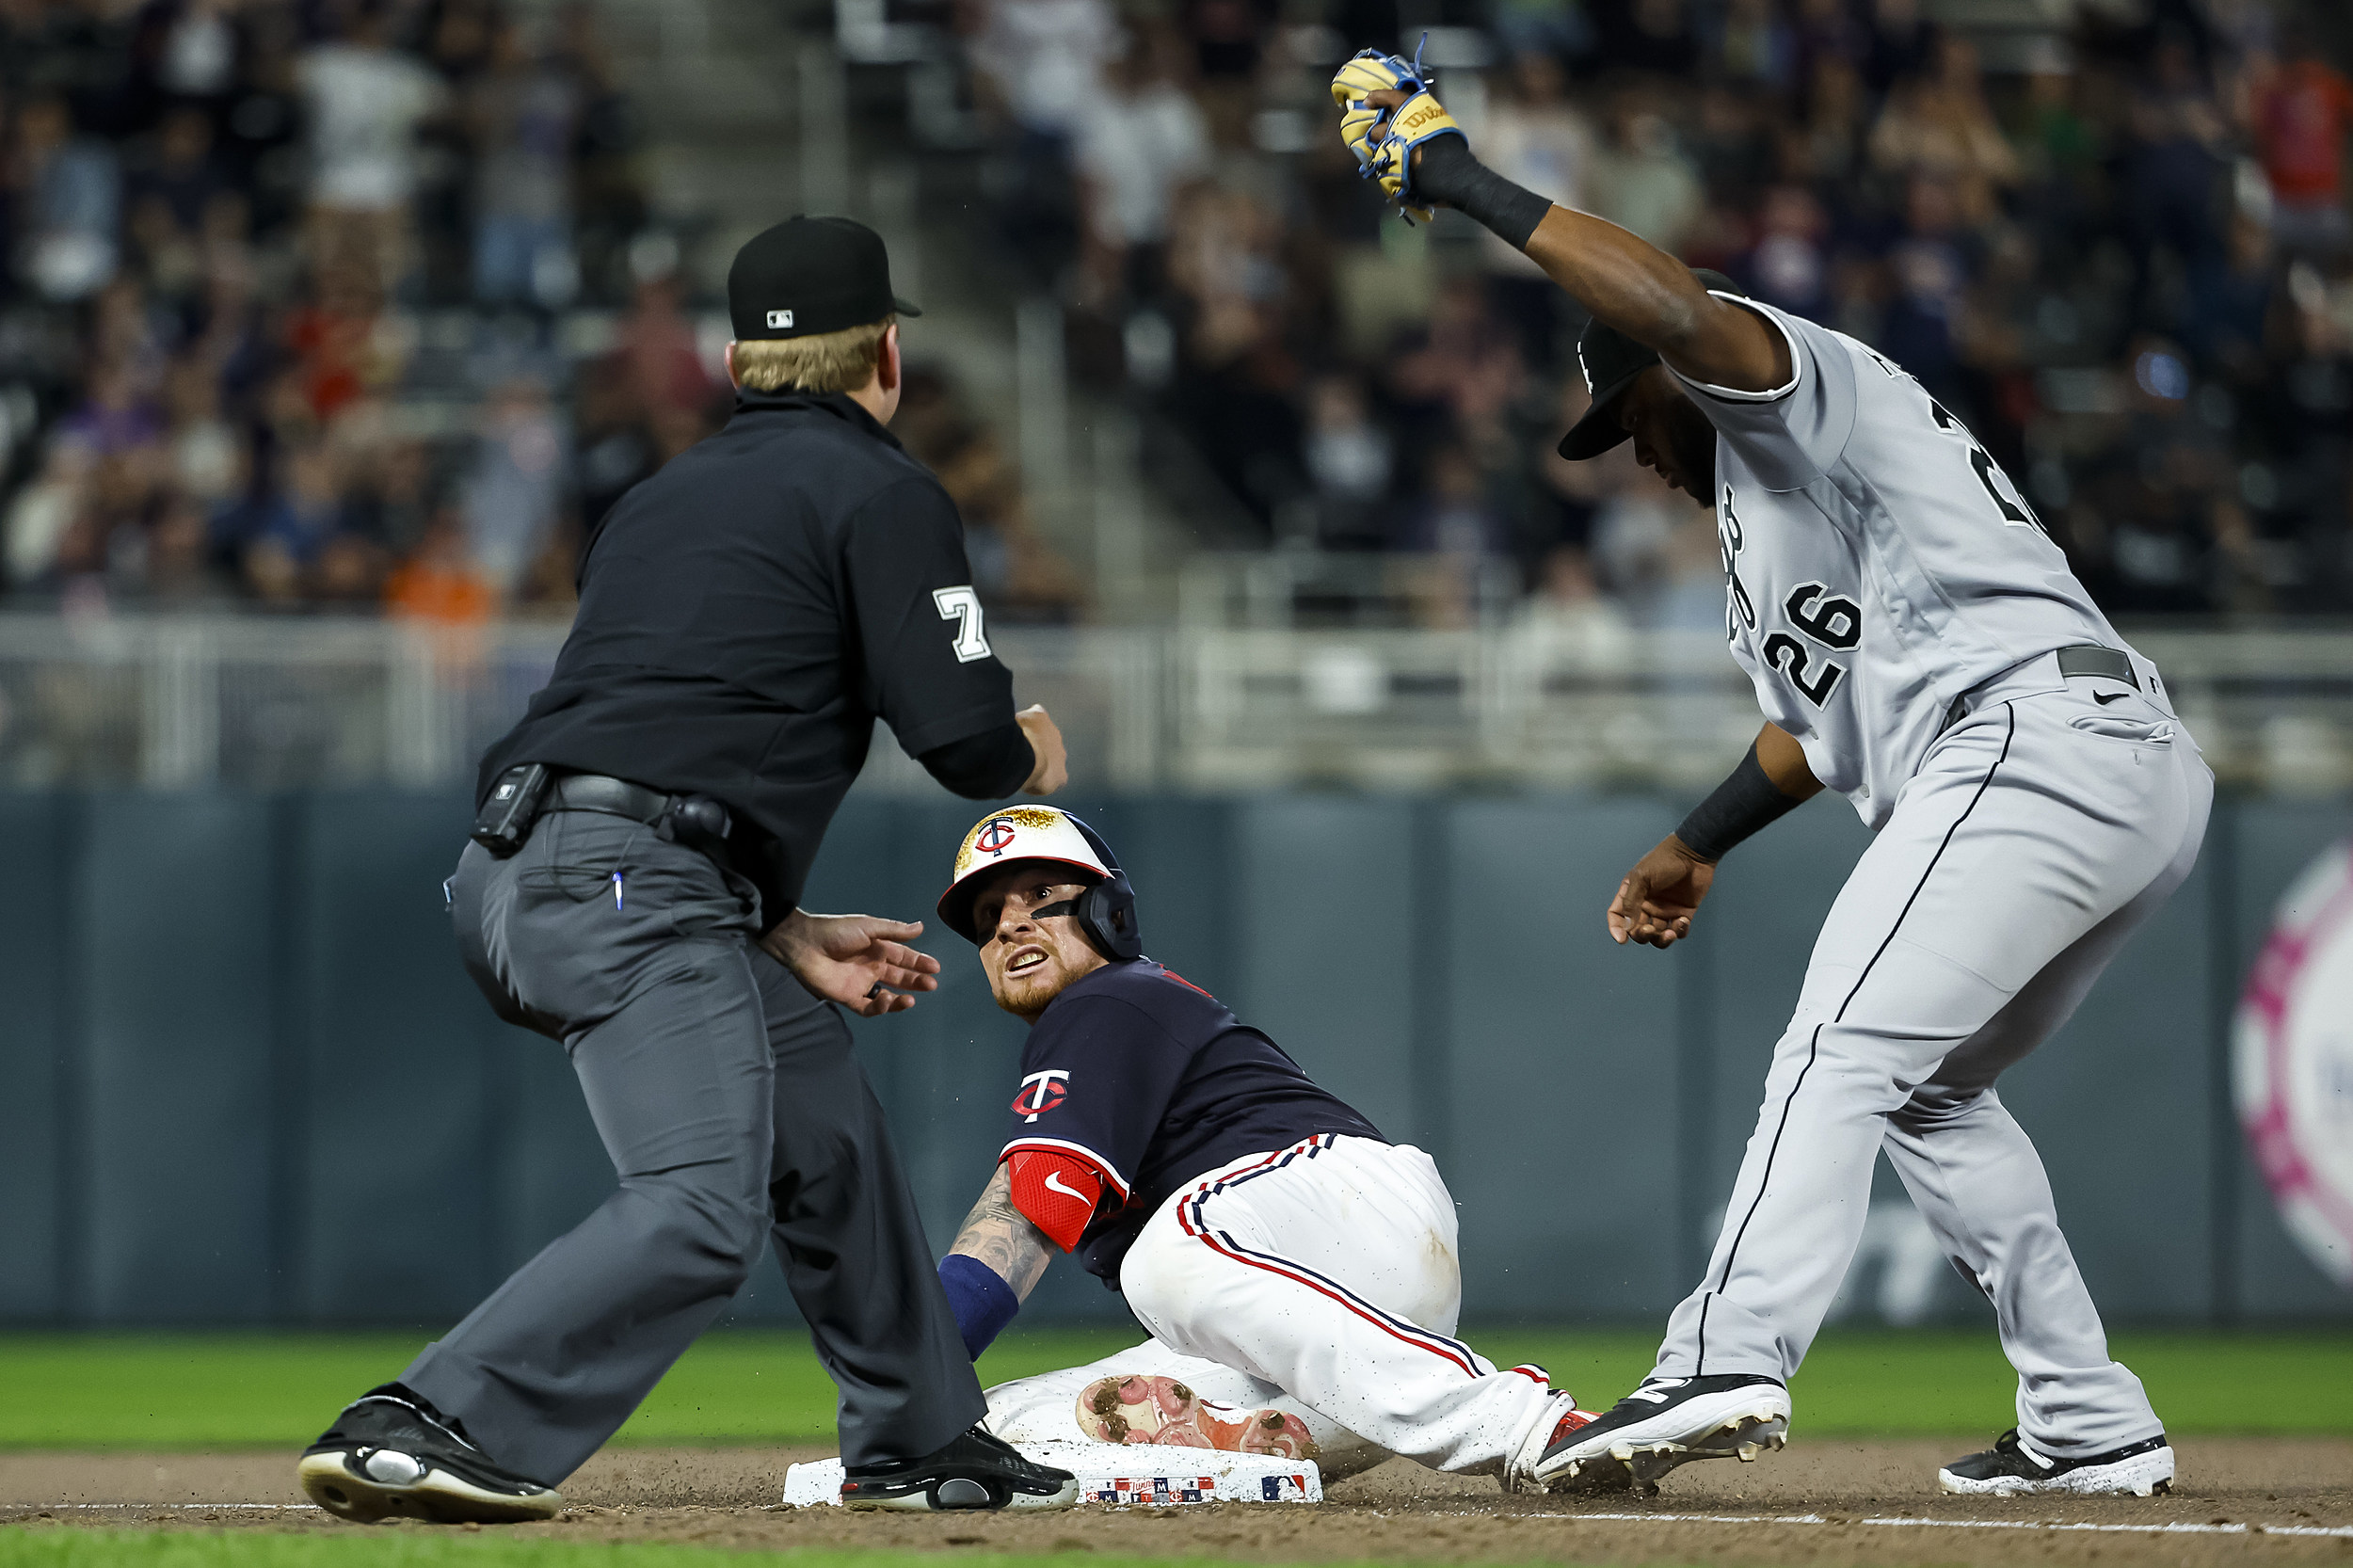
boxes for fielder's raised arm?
[1328,49,1786,392]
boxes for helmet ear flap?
[1063,813,1144,960]
[1076,878,1143,961]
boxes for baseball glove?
[1329,36,1465,223]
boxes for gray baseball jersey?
[1676,293,2149,826]
[1625,292,2215,1462]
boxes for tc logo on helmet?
[977,819,1019,856]
[1012,1069,1069,1122]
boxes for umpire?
[296,216,1081,1523]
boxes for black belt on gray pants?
[543,774,740,880]
[1943,644,2139,732]
[545,772,679,826]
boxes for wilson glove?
[1329,38,1465,224]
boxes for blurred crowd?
[8,0,2353,631]
[958,0,2353,623]
[0,0,1099,627]
[0,0,682,619]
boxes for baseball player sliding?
[1329,48,2211,1499]
[927,807,1597,1489]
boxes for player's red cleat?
[1075,1375,1320,1460]
[1505,1391,1613,1494]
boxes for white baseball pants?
[1657,671,2213,1457]
[984,1135,1559,1478]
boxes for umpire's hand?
[763,910,944,1016]
[1018,705,1068,794]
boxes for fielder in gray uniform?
[1329,51,2209,1499]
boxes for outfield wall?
[0,788,2345,1330]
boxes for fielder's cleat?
[1075,1374,1321,1460]
[1938,1429,2173,1497]
[1530,1374,1790,1494]
[840,1425,1079,1512]
[297,1384,561,1525]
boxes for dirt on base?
[4,1438,2348,1567]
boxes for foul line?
[12,1502,2352,1540]
[9,1504,319,1512]
[1512,1511,2353,1540]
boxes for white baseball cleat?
[1938,1429,2174,1496]
[1529,1374,1790,1493]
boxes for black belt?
[544,774,738,870]
[1943,644,2139,731]
[546,772,678,826]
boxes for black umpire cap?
[727,216,922,342]
[1558,268,1742,460]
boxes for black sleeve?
[1673,741,1807,861]
[1411,137,1553,250]
[842,477,1018,756]
[918,719,1032,799]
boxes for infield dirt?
[5,1439,2348,1567]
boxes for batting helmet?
[937,806,1143,961]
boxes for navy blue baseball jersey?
[1000,958,1385,1286]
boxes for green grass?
[0,1534,1419,1568]
[0,1327,2345,1450]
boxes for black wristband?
[1411,137,1553,250]
[1674,744,1805,863]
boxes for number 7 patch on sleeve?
[934,584,992,662]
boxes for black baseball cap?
[727,216,921,342]
[1558,268,1740,460]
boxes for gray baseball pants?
[1658,666,2212,1456]
[405,808,985,1485]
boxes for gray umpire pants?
[1657,663,2212,1457]
[404,808,985,1485]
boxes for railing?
[2,614,2351,795]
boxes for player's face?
[1617,368,1718,505]
[971,863,1111,1019]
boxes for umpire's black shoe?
[1530,1373,1790,1493]
[1938,1428,2173,1497]
[840,1426,1079,1512]
[298,1384,563,1524]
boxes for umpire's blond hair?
[731,315,896,395]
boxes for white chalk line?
[8,1504,318,1512]
[10,1501,2352,1541]
[1463,1510,2353,1540]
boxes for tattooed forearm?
[949,1163,1053,1301]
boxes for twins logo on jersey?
[1012,1069,1070,1122]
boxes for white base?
[784,1446,1323,1508]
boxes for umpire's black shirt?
[479,390,1027,927]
